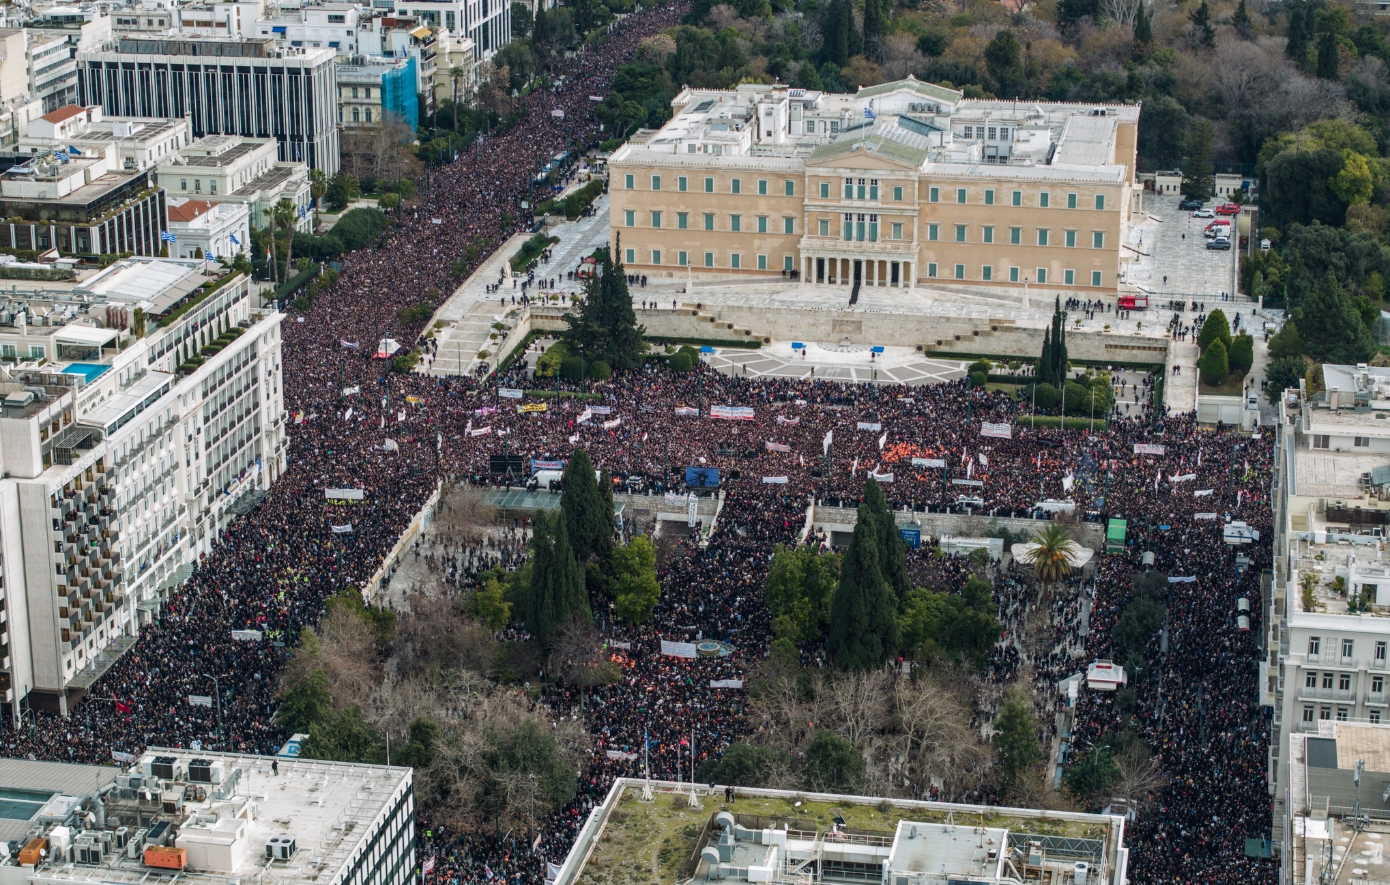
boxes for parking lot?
[1126,194,1242,302]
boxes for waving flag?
[229,232,240,245]
[114,697,132,714]
[160,231,177,243]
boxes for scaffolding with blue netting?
[380,56,419,132]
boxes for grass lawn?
[1199,373,1247,396]
[574,787,1109,885]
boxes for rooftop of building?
[166,198,215,222]
[558,780,1121,885]
[172,139,265,168]
[88,35,332,61]
[612,77,1136,181]
[229,161,303,198]
[0,748,411,885]
[1289,723,1390,885]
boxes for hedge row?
[1015,416,1108,430]
[926,350,1165,373]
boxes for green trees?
[612,536,660,624]
[1199,340,1229,384]
[984,30,1025,98]
[696,742,790,787]
[1316,29,1340,79]
[524,511,590,645]
[1180,120,1215,199]
[820,0,857,67]
[1189,1,1215,46]
[563,249,645,371]
[1331,150,1374,205]
[1295,270,1375,364]
[1266,355,1310,404]
[1287,0,1311,61]
[862,478,910,601]
[765,545,839,641]
[1112,570,1168,681]
[803,730,863,792]
[324,174,362,211]
[1228,333,1255,376]
[826,501,899,670]
[1263,150,1349,228]
[472,574,513,630]
[1037,298,1069,388]
[1028,524,1074,594]
[862,0,887,56]
[1132,0,1152,43]
[898,576,1000,668]
[992,688,1042,788]
[561,449,613,564]
[1197,309,1232,352]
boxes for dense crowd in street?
[0,3,1276,882]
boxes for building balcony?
[1299,685,1357,702]
[1369,691,1388,706]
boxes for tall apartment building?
[74,36,339,175]
[252,2,366,58]
[0,259,285,717]
[1269,364,1390,881]
[371,0,507,62]
[24,6,113,112]
[608,78,1138,293]
[0,29,45,149]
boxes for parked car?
[1178,198,1205,210]
[1193,208,1215,218]
[1216,202,1242,215]
[1205,220,1231,237]
[1207,237,1232,250]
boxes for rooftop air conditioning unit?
[150,755,177,780]
[187,759,213,783]
[266,837,296,860]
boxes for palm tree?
[309,169,327,232]
[270,199,297,285]
[1028,524,1074,600]
[451,65,466,134]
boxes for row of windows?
[624,247,795,271]
[626,174,797,196]
[1305,671,1385,693]
[1303,705,1376,723]
[1311,434,1373,448]
[620,173,1109,211]
[925,224,1106,248]
[623,210,796,234]
[924,264,1104,287]
[1307,636,1382,659]
[928,187,1106,210]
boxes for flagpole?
[641,729,652,801]
[688,727,699,807]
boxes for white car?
[1193,208,1216,218]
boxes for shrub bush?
[1026,382,1059,410]
[588,360,612,381]
[969,370,987,387]
[559,355,585,381]
[668,350,695,372]
[1200,339,1230,384]
[1228,333,1254,376]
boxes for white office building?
[75,36,339,174]
[1271,363,1390,880]
[0,259,284,717]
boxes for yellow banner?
[518,403,548,413]
[405,395,422,404]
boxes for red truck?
[1117,294,1149,310]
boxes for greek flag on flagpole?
[864,106,876,120]
[229,232,240,245]
[299,206,307,219]
[160,231,177,243]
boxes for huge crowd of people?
[0,5,1275,883]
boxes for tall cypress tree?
[525,513,560,641]
[862,0,886,58]
[1286,1,1309,61]
[862,478,909,603]
[1038,326,1054,387]
[821,0,850,66]
[1316,29,1341,79]
[1055,299,1069,383]
[550,511,590,627]
[827,508,899,670]
[561,449,612,564]
[563,241,645,370]
[1133,0,1152,44]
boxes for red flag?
[114,697,132,714]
